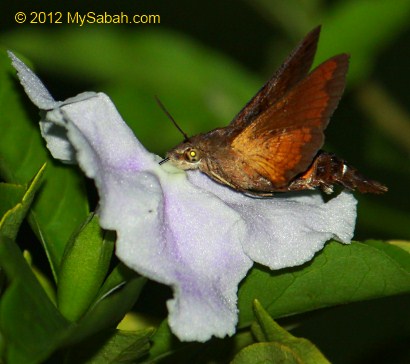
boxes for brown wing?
[231,54,349,188]
[230,26,321,129]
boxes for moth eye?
[184,148,200,163]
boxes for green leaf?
[0,50,89,278]
[238,240,410,327]
[318,0,410,84]
[252,0,410,85]
[0,236,70,364]
[96,263,146,302]
[246,0,322,37]
[63,267,146,346]
[246,0,410,87]
[0,165,71,363]
[0,164,45,241]
[57,214,115,321]
[232,342,315,364]
[23,250,57,305]
[146,321,254,363]
[145,320,177,362]
[388,240,410,254]
[0,184,25,221]
[66,329,154,364]
[232,300,330,364]
[0,183,26,249]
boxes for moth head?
[166,142,202,170]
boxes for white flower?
[8,51,357,342]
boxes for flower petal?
[8,51,75,162]
[53,96,254,342]
[115,172,253,341]
[188,171,357,269]
[9,55,254,341]
[8,51,58,110]
[9,52,357,343]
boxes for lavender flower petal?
[9,52,358,342]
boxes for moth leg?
[243,191,275,198]
[209,171,275,197]
[209,171,238,190]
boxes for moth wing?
[230,26,321,129]
[231,55,349,187]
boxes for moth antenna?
[155,96,189,141]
